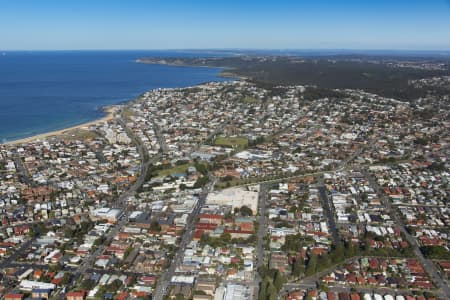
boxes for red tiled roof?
[224,229,253,234]
[195,223,217,230]
[327,292,336,300]
[350,293,360,300]
[193,229,204,240]
[5,294,24,299]
[117,292,128,300]
[199,213,223,219]
[66,291,85,298]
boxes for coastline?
[135,58,244,80]
[2,56,233,148]
[2,106,117,146]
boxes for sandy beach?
[3,106,118,146]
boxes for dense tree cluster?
[141,56,450,101]
[421,246,450,260]
[257,268,286,300]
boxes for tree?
[363,237,372,254]
[80,278,96,290]
[150,221,161,232]
[360,192,368,202]
[61,272,72,285]
[223,175,235,182]
[124,246,133,259]
[292,257,305,278]
[345,241,358,258]
[420,246,450,260]
[282,233,311,252]
[94,236,105,246]
[48,264,62,273]
[200,233,210,245]
[423,292,436,299]
[80,221,93,233]
[318,283,330,292]
[106,279,123,292]
[289,205,298,213]
[64,227,74,238]
[220,233,231,243]
[273,270,285,291]
[194,290,207,295]
[266,282,277,300]
[258,281,267,300]
[175,293,184,300]
[316,253,332,272]
[258,265,269,278]
[259,276,272,300]
[330,244,345,262]
[194,176,208,188]
[194,162,208,175]
[428,161,445,171]
[240,205,253,216]
[305,253,317,276]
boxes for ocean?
[0,50,229,143]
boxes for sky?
[1,0,450,50]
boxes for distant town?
[0,56,449,300]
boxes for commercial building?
[90,207,123,223]
[206,187,258,214]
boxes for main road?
[152,175,217,300]
[58,113,155,299]
[317,177,340,246]
[256,184,268,270]
[252,183,268,300]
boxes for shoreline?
[135,58,245,80]
[2,59,236,148]
[2,106,118,146]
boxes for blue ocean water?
[0,50,228,143]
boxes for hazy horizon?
[2,49,450,56]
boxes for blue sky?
[1,0,450,50]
